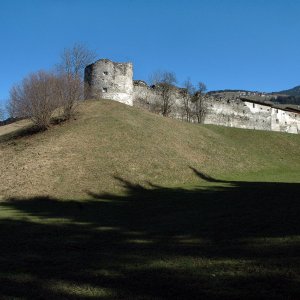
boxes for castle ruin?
[84,59,300,134]
[84,59,133,106]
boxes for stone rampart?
[85,59,300,134]
[84,59,133,106]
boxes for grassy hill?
[1,99,300,199]
[1,100,300,299]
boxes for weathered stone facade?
[204,98,272,131]
[84,59,133,105]
[195,97,300,134]
[132,80,185,116]
[84,59,300,134]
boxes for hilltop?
[1,99,300,199]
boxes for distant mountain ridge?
[275,85,300,97]
[208,86,300,106]
[269,85,300,105]
[209,85,300,97]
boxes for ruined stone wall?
[133,81,300,133]
[204,98,271,131]
[132,81,159,112]
[84,59,133,106]
[85,59,300,134]
[133,81,155,104]
[133,80,185,118]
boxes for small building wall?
[204,99,271,131]
[84,59,133,106]
[271,108,300,134]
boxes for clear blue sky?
[1,0,300,106]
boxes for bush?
[9,71,60,130]
[56,74,82,120]
[8,69,84,130]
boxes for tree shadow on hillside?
[0,117,69,144]
[0,124,42,143]
[1,169,300,299]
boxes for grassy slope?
[1,99,300,199]
[1,100,300,299]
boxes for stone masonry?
[84,59,133,106]
[84,59,300,134]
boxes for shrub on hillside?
[56,73,82,120]
[8,70,83,130]
[0,105,4,121]
[9,71,60,130]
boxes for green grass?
[0,100,300,299]
[1,100,300,199]
[1,177,300,299]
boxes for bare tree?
[0,103,4,121]
[192,82,207,123]
[57,42,97,80]
[55,74,82,120]
[56,43,97,117]
[150,71,177,117]
[7,95,19,119]
[181,78,195,122]
[9,71,60,130]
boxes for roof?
[240,97,300,114]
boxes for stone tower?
[84,59,133,106]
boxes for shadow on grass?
[0,125,44,143]
[1,170,300,299]
[0,117,67,144]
